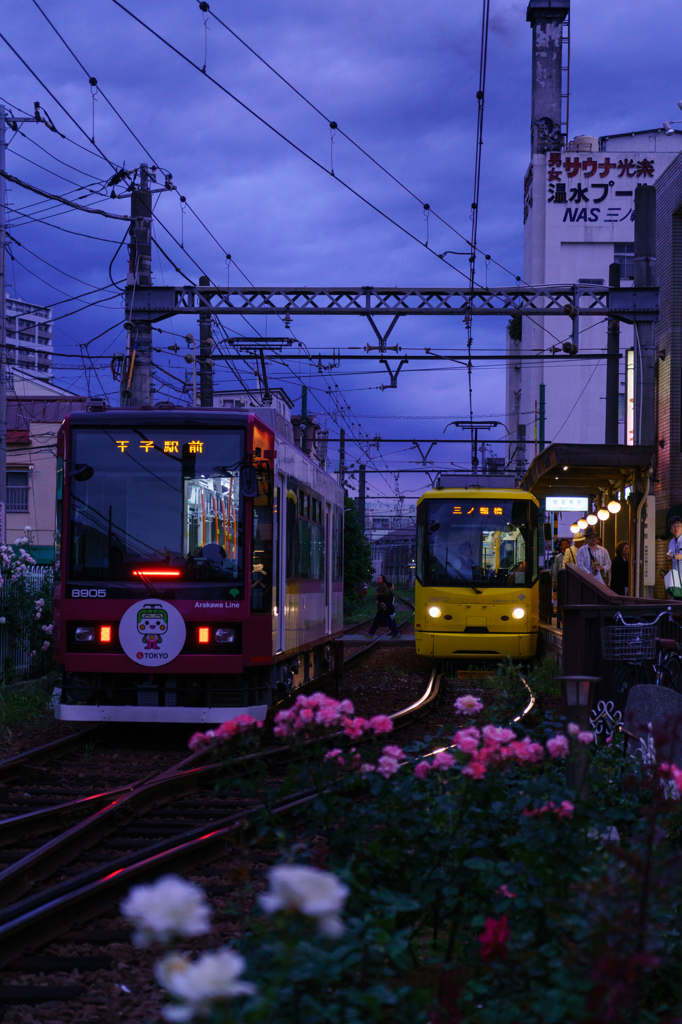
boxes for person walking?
[368,575,400,638]
[576,527,611,584]
[610,541,629,596]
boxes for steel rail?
[0,666,440,965]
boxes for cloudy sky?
[1,0,678,499]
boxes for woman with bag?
[665,517,682,598]
[610,541,629,596]
[367,575,400,638]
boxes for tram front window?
[420,499,537,588]
[68,427,245,582]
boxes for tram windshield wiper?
[446,559,482,595]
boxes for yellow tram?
[415,487,540,660]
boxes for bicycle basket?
[601,623,658,661]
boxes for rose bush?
[126,687,682,1023]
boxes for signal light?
[198,626,210,644]
[100,625,112,643]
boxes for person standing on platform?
[552,539,570,588]
[562,532,585,568]
[576,527,611,585]
[665,517,682,598]
[610,541,629,596]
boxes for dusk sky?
[1,0,680,499]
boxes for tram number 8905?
[71,589,107,598]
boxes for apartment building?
[5,293,54,380]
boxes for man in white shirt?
[562,532,584,567]
[576,527,611,584]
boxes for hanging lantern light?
[577,518,588,530]
[607,499,621,514]
[586,513,598,526]
[597,508,609,521]
[569,522,580,534]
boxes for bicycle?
[602,607,682,703]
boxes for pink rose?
[377,755,400,779]
[546,735,570,758]
[316,706,342,727]
[462,757,487,779]
[453,727,481,754]
[432,751,455,770]
[567,722,580,736]
[577,731,594,744]
[369,714,393,735]
[360,763,376,774]
[483,726,516,745]
[343,717,369,739]
[324,748,344,761]
[382,745,404,759]
[414,761,431,780]
[454,695,483,715]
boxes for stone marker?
[624,684,682,765]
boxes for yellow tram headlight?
[511,607,525,620]
[428,606,441,618]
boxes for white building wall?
[508,129,682,464]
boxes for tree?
[343,493,373,612]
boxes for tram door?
[325,503,332,634]
[274,474,286,653]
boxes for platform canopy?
[521,443,655,499]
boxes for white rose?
[258,864,348,937]
[156,949,255,1021]
[120,875,211,947]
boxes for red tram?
[53,407,344,723]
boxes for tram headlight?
[428,606,441,618]
[75,626,95,642]
[216,627,236,643]
[511,607,525,620]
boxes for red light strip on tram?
[132,570,182,577]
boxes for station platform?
[538,621,563,663]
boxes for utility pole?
[633,184,656,446]
[198,275,214,407]
[339,428,345,490]
[605,262,621,444]
[538,383,546,451]
[0,105,40,522]
[358,464,366,538]
[123,164,153,408]
[300,386,308,455]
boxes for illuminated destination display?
[115,439,204,454]
[453,505,504,516]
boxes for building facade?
[506,2,682,469]
[5,293,54,380]
[5,372,86,559]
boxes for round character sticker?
[119,600,186,664]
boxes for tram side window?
[286,488,298,580]
[251,485,273,612]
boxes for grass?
[0,678,54,739]
[344,585,415,626]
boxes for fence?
[0,569,53,681]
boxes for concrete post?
[0,107,7,510]
[339,428,345,490]
[198,275,214,407]
[358,464,366,538]
[527,1,570,154]
[633,184,656,446]
[124,165,153,407]
[605,262,621,444]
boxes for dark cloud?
[0,0,676,496]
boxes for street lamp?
[569,522,579,534]
[597,508,609,521]
[577,518,588,530]
[586,513,598,526]
[557,675,600,798]
[607,499,621,514]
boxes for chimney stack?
[527,0,569,154]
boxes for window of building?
[373,517,391,529]
[6,470,29,513]
[614,242,635,281]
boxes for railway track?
[0,630,431,1008]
